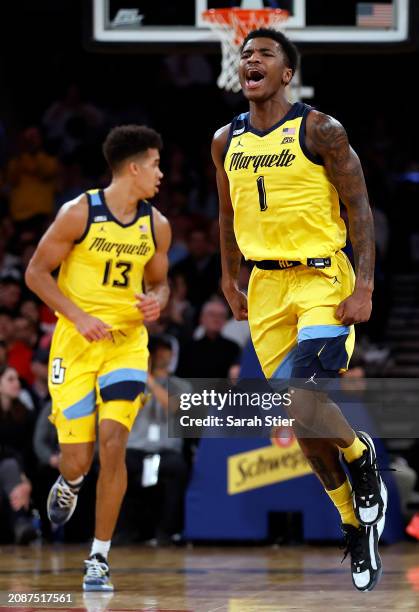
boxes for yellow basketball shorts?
[48,319,149,444]
[247,251,356,380]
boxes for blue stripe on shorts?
[63,390,96,420]
[99,368,147,403]
[298,324,349,342]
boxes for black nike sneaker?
[344,431,388,526]
[341,515,384,592]
[47,475,81,525]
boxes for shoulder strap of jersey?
[74,189,107,245]
[222,113,249,161]
[287,101,307,120]
[138,200,157,248]
[298,104,324,166]
[89,189,109,217]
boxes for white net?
[202,8,289,93]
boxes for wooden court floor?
[1,543,419,611]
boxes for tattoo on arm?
[310,114,375,290]
[212,128,243,286]
[219,210,242,283]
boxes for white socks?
[90,538,111,559]
[66,475,84,488]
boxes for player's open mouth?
[245,69,265,89]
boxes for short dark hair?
[102,125,163,171]
[241,28,299,74]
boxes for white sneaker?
[342,512,385,592]
[83,554,114,592]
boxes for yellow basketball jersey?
[58,189,156,329]
[224,102,346,261]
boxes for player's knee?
[61,455,92,478]
[286,388,319,430]
[99,440,126,474]
[60,444,94,477]
[99,422,128,468]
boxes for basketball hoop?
[202,8,289,93]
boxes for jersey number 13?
[102,260,132,288]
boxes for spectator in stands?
[165,145,194,193]
[0,365,36,544]
[0,236,21,279]
[42,84,105,157]
[19,298,41,327]
[55,154,89,211]
[167,215,190,266]
[120,335,190,546]
[0,217,15,245]
[163,272,195,342]
[30,347,50,413]
[0,273,22,314]
[176,299,241,378]
[7,317,38,386]
[165,54,212,89]
[0,340,7,368]
[0,309,14,344]
[171,229,221,314]
[5,127,59,229]
[188,158,218,219]
[33,401,59,473]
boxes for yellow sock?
[339,436,367,463]
[326,478,360,528]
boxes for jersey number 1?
[256,176,268,212]
[102,260,132,287]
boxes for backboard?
[90,0,415,49]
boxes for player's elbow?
[24,259,40,292]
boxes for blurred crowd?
[0,81,419,546]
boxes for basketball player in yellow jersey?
[212,29,387,592]
[25,125,170,592]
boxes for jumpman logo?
[235,139,244,148]
[332,276,341,284]
[305,373,317,385]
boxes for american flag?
[357,3,393,28]
[283,127,296,135]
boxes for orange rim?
[202,8,289,45]
[202,7,289,27]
